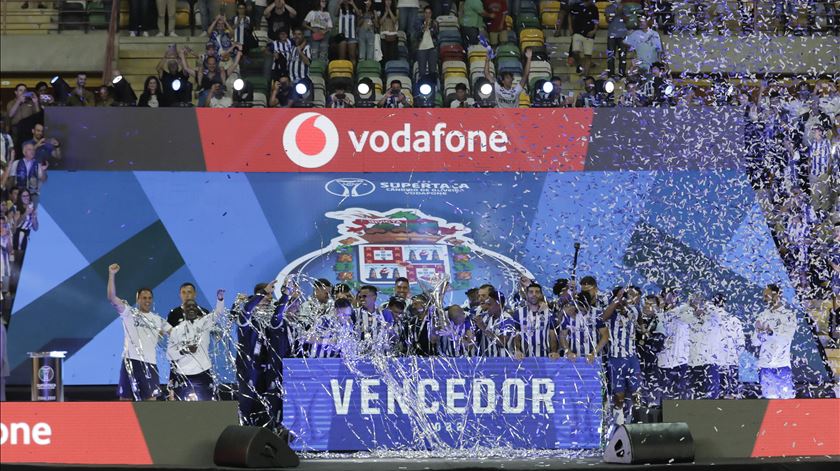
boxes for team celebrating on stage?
[106,262,798,426]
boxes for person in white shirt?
[107,263,171,401]
[712,295,745,399]
[167,290,226,400]
[685,294,723,399]
[450,83,476,108]
[483,48,533,108]
[656,301,692,400]
[752,284,798,399]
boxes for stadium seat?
[495,43,521,62]
[385,59,410,77]
[87,1,108,30]
[443,76,470,97]
[516,13,541,32]
[328,60,354,79]
[442,61,468,77]
[467,45,488,64]
[438,30,463,47]
[59,1,88,31]
[357,60,382,79]
[497,57,523,76]
[436,14,460,30]
[470,59,494,85]
[515,0,538,16]
[309,60,327,78]
[519,28,545,50]
[439,44,466,63]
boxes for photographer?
[327,85,354,108]
[5,84,42,156]
[31,123,61,166]
[378,80,407,108]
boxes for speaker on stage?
[603,422,694,464]
[213,425,300,468]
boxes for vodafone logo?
[1,422,52,445]
[282,112,339,169]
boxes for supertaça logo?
[282,112,340,168]
[325,178,376,197]
[38,366,54,383]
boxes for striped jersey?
[307,313,360,358]
[437,319,475,357]
[809,139,831,176]
[0,132,13,165]
[606,305,639,358]
[511,305,555,357]
[287,43,311,82]
[560,311,605,356]
[269,39,294,72]
[355,306,393,354]
[476,310,515,357]
[338,5,357,39]
[232,16,251,45]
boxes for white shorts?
[572,33,594,56]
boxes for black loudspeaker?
[213,425,300,468]
[603,422,694,464]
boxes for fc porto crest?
[278,208,532,298]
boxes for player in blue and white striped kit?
[602,287,641,425]
[355,285,394,355]
[306,297,360,358]
[473,284,515,357]
[553,293,609,362]
[437,305,477,357]
[511,283,555,358]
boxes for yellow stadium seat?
[519,28,545,42]
[518,92,531,108]
[540,1,562,13]
[328,60,354,78]
[520,40,544,51]
[541,12,558,28]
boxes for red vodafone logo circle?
[282,112,340,168]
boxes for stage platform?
[2,455,839,471]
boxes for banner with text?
[283,357,602,451]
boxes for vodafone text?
[347,123,509,154]
[330,378,555,415]
[0,422,52,445]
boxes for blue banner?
[283,358,603,450]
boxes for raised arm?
[519,48,532,89]
[106,263,126,313]
[601,288,625,321]
[483,57,493,82]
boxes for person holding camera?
[378,80,407,108]
[5,84,42,155]
[327,85,354,108]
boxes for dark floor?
[2,456,839,471]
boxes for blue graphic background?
[8,170,824,387]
